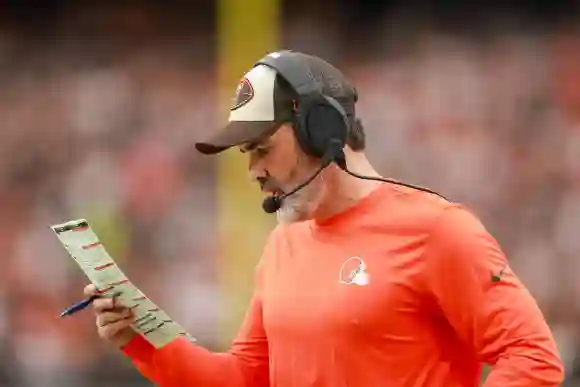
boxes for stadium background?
[0,0,578,385]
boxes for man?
[85,51,564,386]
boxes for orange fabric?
[122,184,563,386]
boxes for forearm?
[123,335,249,387]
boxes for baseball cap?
[194,52,358,155]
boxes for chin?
[275,198,317,224]
[275,179,325,224]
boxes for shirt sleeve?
[422,204,564,387]
[121,254,271,387]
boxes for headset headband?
[255,50,320,96]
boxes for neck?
[312,151,383,222]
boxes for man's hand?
[84,284,138,348]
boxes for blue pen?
[59,294,99,318]
[59,291,121,318]
[60,292,121,317]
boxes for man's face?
[240,124,326,223]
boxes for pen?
[59,290,123,318]
[59,294,99,318]
[59,291,123,318]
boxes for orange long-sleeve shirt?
[122,183,564,387]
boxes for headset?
[255,50,448,214]
[256,50,350,162]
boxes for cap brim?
[195,121,278,155]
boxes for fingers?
[96,310,133,327]
[84,284,121,300]
[83,284,136,345]
[93,297,118,313]
[98,315,134,340]
[83,284,97,297]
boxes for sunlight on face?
[241,124,327,223]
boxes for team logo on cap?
[231,78,254,111]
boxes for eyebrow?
[240,139,271,153]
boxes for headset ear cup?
[322,96,349,133]
[305,97,348,157]
[291,101,317,157]
[321,95,349,145]
[292,93,349,158]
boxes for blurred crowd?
[0,2,579,386]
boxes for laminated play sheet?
[51,218,195,348]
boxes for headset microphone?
[262,139,344,214]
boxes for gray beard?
[275,176,323,224]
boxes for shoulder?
[263,222,297,247]
[420,202,507,284]
[255,222,308,281]
[254,225,288,285]
[428,203,492,249]
[260,221,309,259]
[267,220,312,241]
[377,184,460,233]
[381,185,493,250]
[259,225,284,262]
